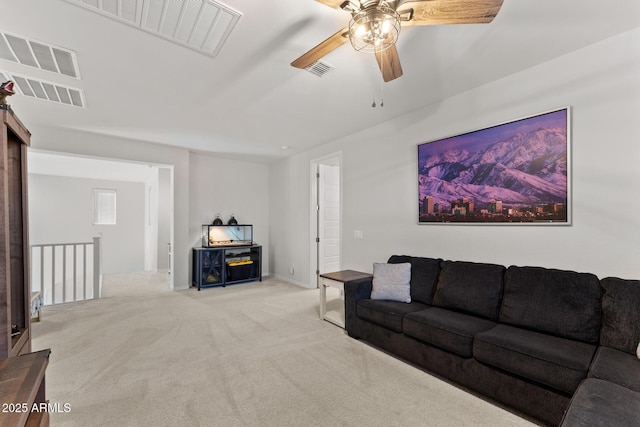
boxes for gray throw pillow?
[371,262,411,303]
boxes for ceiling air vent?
[305,60,335,77]
[65,0,242,58]
[0,71,85,108]
[0,32,80,78]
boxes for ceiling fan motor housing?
[348,5,401,53]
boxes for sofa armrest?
[344,278,372,337]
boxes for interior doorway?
[310,153,342,287]
[27,149,175,290]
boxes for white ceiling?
[1,0,639,162]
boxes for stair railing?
[30,237,102,306]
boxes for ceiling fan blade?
[375,45,403,82]
[315,0,349,9]
[291,28,349,69]
[397,0,504,26]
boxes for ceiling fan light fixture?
[348,6,400,54]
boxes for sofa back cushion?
[431,260,505,321]
[599,277,640,355]
[500,266,601,344]
[388,255,441,305]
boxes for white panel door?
[318,164,341,274]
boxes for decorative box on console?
[201,224,253,247]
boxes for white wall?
[269,28,640,286]
[188,152,270,280]
[269,155,311,286]
[28,174,145,273]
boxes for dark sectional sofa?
[344,255,640,426]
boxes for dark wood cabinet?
[0,107,31,358]
[192,245,262,290]
[0,108,52,427]
[0,349,51,427]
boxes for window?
[92,189,116,225]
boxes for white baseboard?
[273,274,315,289]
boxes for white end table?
[319,270,373,328]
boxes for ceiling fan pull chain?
[380,52,384,107]
[372,59,378,108]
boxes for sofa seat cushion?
[356,299,429,333]
[560,378,640,427]
[474,324,596,394]
[432,260,505,321]
[588,346,640,393]
[403,308,496,358]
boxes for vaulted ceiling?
[1,0,639,162]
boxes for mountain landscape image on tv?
[418,108,569,224]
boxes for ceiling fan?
[291,0,504,82]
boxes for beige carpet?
[32,273,537,427]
